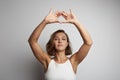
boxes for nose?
[58,39,62,43]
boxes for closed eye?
[62,38,66,40]
[54,38,58,40]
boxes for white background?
[0,0,120,80]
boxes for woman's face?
[53,32,68,52]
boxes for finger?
[62,11,67,17]
[55,20,61,23]
[69,9,74,15]
[69,9,72,13]
[49,8,54,14]
[69,9,76,18]
[55,11,61,17]
[60,20,69,23]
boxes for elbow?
[88,42,93,46]
[28,36,32,43]
[28,38,32,44]
[28,38,31,43]
[28,37,36,44]
[85,40,93,46]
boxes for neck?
[54,51,68,63]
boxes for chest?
[45,60,76,80]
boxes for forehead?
[55,32,67,37]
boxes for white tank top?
[45,59,76,80]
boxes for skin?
[28,9,93,73]
[53,32,68,53]
[53,32,69,64]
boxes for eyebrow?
[54,35,67,38]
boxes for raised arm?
[28,9,61,71]
[62,10,93,68]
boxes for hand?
[44,9,61,24]
[61,9,78,24]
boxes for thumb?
[60,20,69,23]
[55,20,61,23]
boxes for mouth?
[58,44,63,47]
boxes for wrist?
[42,19,48,25]
[72,20,80,25]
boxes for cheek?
[53,41,57,47]
[65,42,68,47]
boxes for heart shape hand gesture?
[44,9,78,24]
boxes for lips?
[58,44,63,46]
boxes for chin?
[56,49,65,52]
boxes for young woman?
[28,9,93,80]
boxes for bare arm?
[72,21,93,64]
[28,20,50,66]
[62,10,93,69]
[28,9,61,70]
